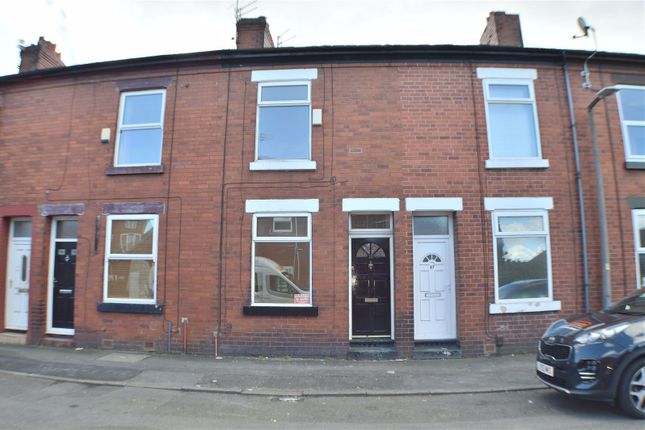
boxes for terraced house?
[0,12,643,358]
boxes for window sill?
[243,305,318,317]
[489,300,561,314]
[97,303,164,314]
[249,160,317,171]
[485,159,549,169]
[625,161,645,170]
[105,165,164,175]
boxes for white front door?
[413,217,456,340]
[5,219,32,330]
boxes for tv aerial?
[235,0,258,22]
[277,29,296,47]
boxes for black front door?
[351,238,391,337]
[52,241,76,329]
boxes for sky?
[0,0,643,77]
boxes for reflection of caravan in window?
[254,256,308,304]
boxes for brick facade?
[1,36,643,358]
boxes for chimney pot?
[480,11,524,48]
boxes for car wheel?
[618,358,645,419]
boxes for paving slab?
[0,344,545,397]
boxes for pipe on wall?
[561,57,590,312]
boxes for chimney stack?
[19,37,65,73]
[480,11,524,48]
[236,16,274,49]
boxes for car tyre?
[618,358,645,419]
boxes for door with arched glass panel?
[351,238,391,337]
[413,216,456,340]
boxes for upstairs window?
[115,90,166,167]
[250,69,318,171]
[477,68,548,169]
[616,86,645,166]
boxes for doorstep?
[347,339,397,360]
[0,331,27,345]
[40,335,75,349]
[413,340,462,360]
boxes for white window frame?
[484,196,560,313]
[616,85,645,164]
[633,209,645,288]
[114,89,166,167]
[477,68,548,169]
[250,68,318,171]
[103,214,159,304]
[251,213,313,307]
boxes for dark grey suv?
[536,289,645,418]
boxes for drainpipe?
[587,86,619,310]
[562,58,590,312]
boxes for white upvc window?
[103,214,158,304]
[616,86,645,164]
[485,197,559,313]
[477,68,548,169]
[251,213,312,306]
[250,69,317,171]
[114,89,166,167]
[633,209,645,288]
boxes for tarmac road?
[0,372,642,430]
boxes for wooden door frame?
[348,228,395,340]
[47,216,76,336]
[412,213,457,341]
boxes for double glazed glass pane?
[258,105,310,159]
[256,217,308,237]
[110,220,154,254]
[106,260,154,299]
[13,221,31,238]
[414,216,448,235]
[489,84,530,99]
[496,237,548,300]
[638,214,645,248]
[117,128,163,165]
[56,220,78,239]
[619,89,645,121]
[351,214,391,230]
[498,216,544,233]
[627,125,645,156]
[261,85,308,102]
[254,242,310,304]
[489,103,538,157]
[123,93,163,125]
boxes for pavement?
[0,344,545,397]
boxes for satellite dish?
[577,17,590,36]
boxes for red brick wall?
[0,55,640,357]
